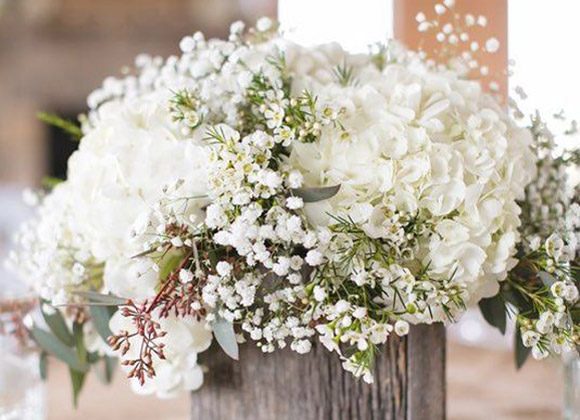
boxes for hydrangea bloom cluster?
[7,17,578,400]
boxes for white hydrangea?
[288,42,537,312]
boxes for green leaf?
[37,112,83,141]
[42,304,74,346]
[41,176,64,190]
[73,291,126,306]
[213,316,239,360]
[538,271,556,288]
[515,327,531,369]
[291,185,341,203]
[30,327,88,373]
[69,368,87,408]
[159,251,184,281]
[89,305,114,342]
[73,321,88,367]
[479,294,507,335]
[39,351,48,381]
[97,356,116,384]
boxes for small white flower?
[564,284,579,302]
[286,171,304,189]
[531,345,549,360]
[434,4,446,15]
[305,249,324,266]
[286,196,304,210]
[357,338,369,351]
[216,261,233,277]
[179,269,194,284]
[313,285,327,302]
[291,339,312,354]
[230,20,245,35]
[351,270,368,286]
[256,17,273,32]
[535,311,554,334]
[521,330,540,347]
[363,372,374,384]
[415,12,426,22]
[485,37,500,53]
[550,281,566,298]
[335,300,351,314]
[179,36,195,53]
[394,320,410,336]
[352,307,367,319]
[171,237,184,248]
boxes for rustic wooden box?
[191,324,445,420]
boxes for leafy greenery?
[333,62,357,86]
[41,176,64,190]
[291,185,341,203]
[37,112,83,141]
[212,316,239,360]
[478,294,507,335]
[30,303,119,407]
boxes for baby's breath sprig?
[169,89,204,133]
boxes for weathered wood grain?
[191,324,445,420]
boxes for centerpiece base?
[191,324,445,420]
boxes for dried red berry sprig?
[108,300,168,385]
[107,248,209,384]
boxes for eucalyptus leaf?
[291,185,341,203]
[515,328,531,369]
[42,305,74,346]
[102,356,116,384]
[213,317,239,360]
[478,294,507,335]
[538,271,556,288]
[74,291,127,306]
[69,368,87,408]
[73,321,88,367]
[39,351,48,381]
[89,305,114,342]
[30,327,88,373]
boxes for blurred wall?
[0,0,276,185]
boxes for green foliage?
[29,326,88,373]
[333,62,357,86]
[41,176,64,190]
[73,291,126,306]
[159,250,186,281]
[89,305,115,342]
[169,89,203,129]
[37,112,83,141]
[515,327,531,369]
[291,185,341,203]
[42,304,74,346]
[39,351,48,381]
[212,316,239,360]
[95,356,116,385]
[30,304,119,407]
[478,294,507,335]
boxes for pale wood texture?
[190,324,445,420]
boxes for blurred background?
[0,0,577,419]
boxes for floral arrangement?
[6,5,579,403]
